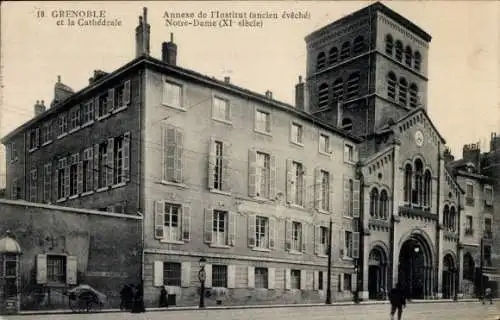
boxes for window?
[443,205,450,230]
[320,170,330,211]
[485,186,493,205]
[256,152,270,198]
[292,222,302,251]
[255,216,269,248]
[465,216,473,235]
[404,164,412,203]
[43,163,52,202]
[332,78,344,102]
[58,113,68,136]
[163,81,182,109]
[82,100,94,124]
[115,83,126,109]
[484,218,492,238]
[414,51,421,71]
[9,142,18,161]
[213,141,223,190]
[29,168,37,202]
[398,78,408,106]
[213,210,228,246]
[69,154,79,196]
[340,41,350,60]
[319,134,330,154]
[449,206,456,232]
[291,162,304,206]
[2,254,18,298]
[163,126,184,183]
[69,107,80,131]
[291,269,301,289]
[83,147,93,193]
[213,96,230,121]
[385,35,393,55]
[387,72,396,100]
[255,110,271,133]
[28,128,39,150]
[318,83,329,109]
[47,255,66,283]
[255,267,268,289]
[11,178,20,200]
[41,122,53,145]
[318,271,324,290]
[395,41,403,62]
[484,245,492,266]
[353,36,364,54]
[328,47,339,65]
[114,136,124,184]
[370,188,379,218]
[57,158,67,199]
[379,190,389,219]
[423,170,432,208]
[409,84,419,108]
[320,226,328,255]
[212,265,228,288]
[317,52,326,71]
[343,274,352,291]
[345,231,353,258]
[345,72,360,100]
[344,144,354,162]
[97,93,108,118]
[164,203,181,241]
[163,262,181,286]
[412,159,423,206]
[466,183,474,206]
[404,46,412,66]
[291,123,303,145]
[98,142,108,188]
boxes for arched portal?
[398,233,433,299]
[368,246,388,299]
[442,254,457,299]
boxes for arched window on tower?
[333,78,344,102]
[443,205,450,231]
[424,170,432,209]
[328,47,339,65]
[345,72,360,100]
[370,188,379,218]
[387,72,397,100]
[353,36,364,55]
[399,77,408,106]
[395,40,403,62]
[317,52,326,71]
[379,190,389,219]
[342,118,353,132]
[414,51,422,71]
[409,83,419,108]
[413,159,424,206]
[450,206,456,232]
[318,83,329,110]
[404,164,412,203]
[340,41,351,60]
[405,46,413,66]
[385,35,394,55]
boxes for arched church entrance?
[442,254,457,299]
[368,246,388,299]
[398,234,433,299]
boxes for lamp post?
[326,218,333,304]
[198,257,207,308]
[353,263,360,304]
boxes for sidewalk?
[17,298,495,316]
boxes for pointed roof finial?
[57,75,61,83]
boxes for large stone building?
[1,2,498,308]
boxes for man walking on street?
[389,282,407,320]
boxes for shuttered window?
[212,265,228,288]
[29,168,38,202]
[162,126,184,183]
[163,262,181,286]
[154,201,191,242]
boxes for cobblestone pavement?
[3,301,500,320]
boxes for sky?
[0,1,499,159]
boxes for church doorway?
[442,254,457,299]
[368,246,388,299]
[398,234,433,299]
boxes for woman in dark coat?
[159,286,169,308]
[131,284,146,313]
[389,282,407,320]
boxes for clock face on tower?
[415,130,424,147]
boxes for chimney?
[34,100,46,116]
[443,147,455,163]
[265,90,273,99]
[162,33,178,66]
[224,76,230,83]
[51,76,74,107]
[135,7,151,57]
[88,69,108,84]
[295,75,304,110]
[462,143,481,166]
[490,132,500,152]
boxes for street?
[3,301,499,320]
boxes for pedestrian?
[131,284,146,313]
[159,286,169,308]
[483,287,493,305]
[120,284,132,311]
[389,282,407,320]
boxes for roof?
[305,1,432,43]
[389,107,446,144]
[1,56,363,144]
